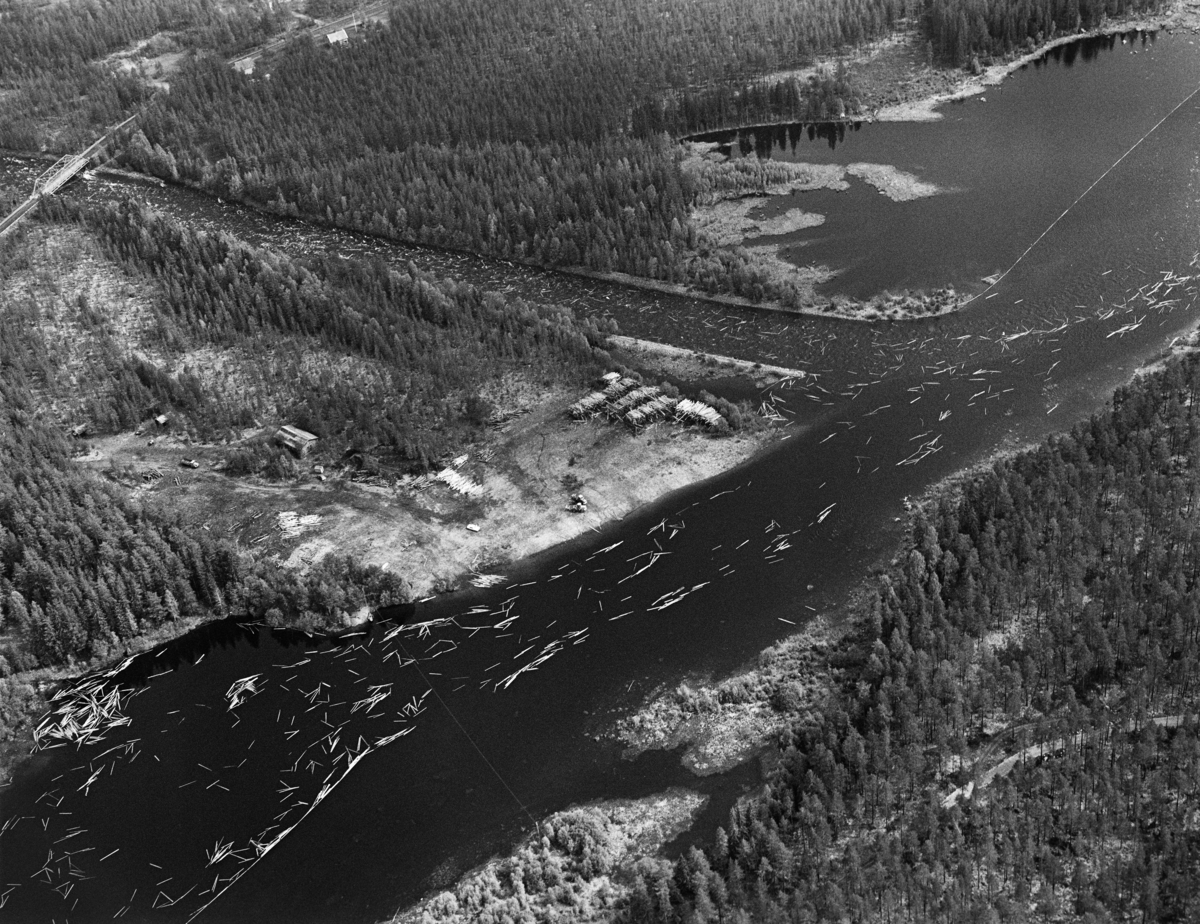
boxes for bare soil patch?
[82,380,788,600]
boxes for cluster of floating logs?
[225,674,263,711]
[568,375,727,432]
[33,670,136,750]
[7,470,840,921]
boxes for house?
[326,28,348,45]
[275,425,318,458]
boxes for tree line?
[0,0,288,151]
[924,0,1163,65]
[41,198,611,469]
[124,0,906,302]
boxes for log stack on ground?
[676,398,726,429]
[567,375,729,432]
[626,394,678,429]
[568,375,639,419]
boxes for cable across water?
[968,77,1200,303]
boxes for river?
[1,28,1199,923]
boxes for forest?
[121,0,893,303]
[4,0,1169,305]
[0,200,611,753]
[403,353,1200,924]
[0,0,288,151]
[37,198,611,468]
[615,353,1200,922]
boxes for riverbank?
[0,385,788,782]
[391,789,707,924]
[871,2,1200,121]
[269,379,790,599]
[674,147,967,321]
[615,615,837,776]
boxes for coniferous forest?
[0,0,1192,918]
[46,198,611,466]
[616,355,1200,924]
[2,0,1165,302]
[407,354,1200,924]
[125,0,892,298]
[0,0,287,151]
[0,199,610,746]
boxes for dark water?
[696,29,1200,300]
[2,29,1200,923]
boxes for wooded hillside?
[625,354,1200,923]
[0,0,287,150]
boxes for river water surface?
[1,29,1199,923]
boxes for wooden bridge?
[0,113,140,238]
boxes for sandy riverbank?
[296,389,789,599]
[73,363,791,604]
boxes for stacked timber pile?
[626,393,678,429]
[567,374,730,433]
[435,467,485,497]
[676,398,726,429]
[606,385,659,420]
[568,376,638,419]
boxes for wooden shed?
[275,425,318,458]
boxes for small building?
[275,425,318,458]
[326,28,348,45]
[154,414,170,427]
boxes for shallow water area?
[697,29,1200,300]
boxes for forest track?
[944,713,1190,807]
[227,2,391,73]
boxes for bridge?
[1,7,390,239]
[0,113,140,238]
